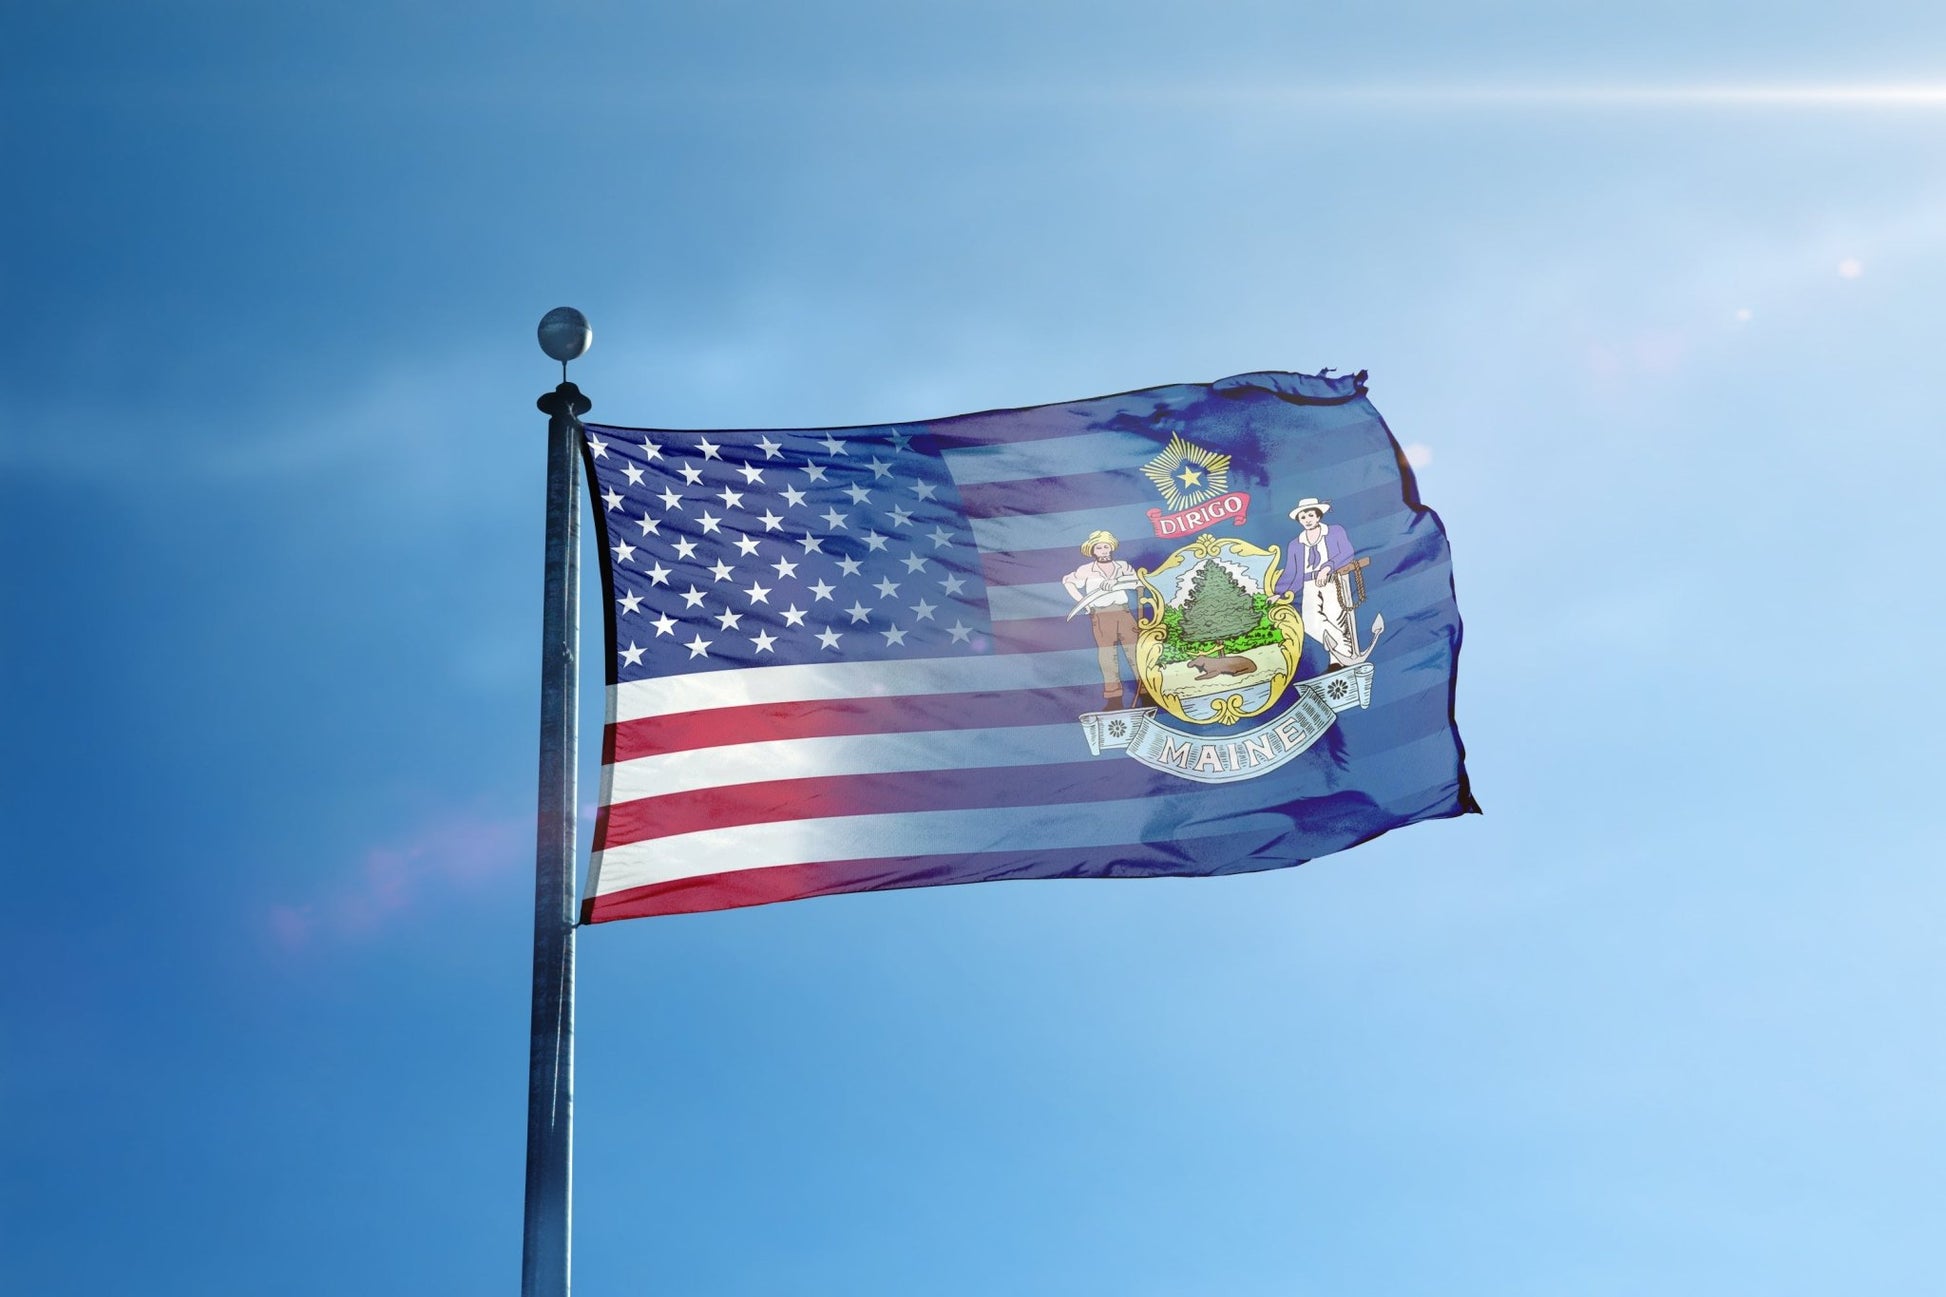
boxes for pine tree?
[1179,560,1258,643]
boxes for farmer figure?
[1279,497,1357,668]
[1063,529,1142,710]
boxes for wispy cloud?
[265,808,528,951]
[2,346,524,493]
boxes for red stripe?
[595,758,1123,850]
[585,862,835,919]
[979,542,1180,588]
[604,685,1108,761]
[926,405,1116,449]
[987,616,1103,655]
[580,824,1321,921]
[981,546,1078,587]
[957,471,1146,519]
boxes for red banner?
[1147,491,1251,539]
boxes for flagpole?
[524,308,592,1297]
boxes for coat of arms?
[1133,534,1304,726]
[1073,481,1387,783]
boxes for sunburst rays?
[1142,433,1231,512]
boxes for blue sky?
[5,3,1945,1294]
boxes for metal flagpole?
[524,307,592,1297]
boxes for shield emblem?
[1132,533,1305,726]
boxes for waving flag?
[578,370,1475,921]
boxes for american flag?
[580,370,1475,921]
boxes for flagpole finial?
[538,307,591,382]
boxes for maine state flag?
[577,369,1476,921]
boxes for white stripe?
[943,431,1160,484]
[985,582,1086,621]
[591,793,1208,892]
[608,724,1084,801]
[611,648,1104,721]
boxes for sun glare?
[1236,82,1946,108]
[1525,84,1946,106]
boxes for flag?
[577,369,1476,922]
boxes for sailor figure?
[1278,497,1357,668]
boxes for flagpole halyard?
[524,308,591,1297]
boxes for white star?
[947,620,973,644]
[657,487,684,512]
[709,559,735,583]
[780,485,808,508]
[770,555,799,579]
[697,437,721,460]
[913,479,938,501]
[758,510,784,532]
[819,434,847,455]
[602,488,624,511]
[646,562,671,586]
[940,573,966,596]
[821,507,848,531]
[797,533,824,553]
[713,607,743,630]
[651,612,678,637]
[910,598,937,621]
[900,553,928,574]
[867,457,892,480]
[808,579,835,601]
[881,625,908,646]
[862,532,889,552]
[756,436,783,460]
[678,463,705,485]
[585,434,609,459]
[672,537,699,560]
[816,627,843,651]
[697,511,723,535]
[872,576,900,599]
[802,464,828,483]
[635,514,660,536]
[612,539,636,563]
[737,463,765,485]
[835,556,863,577]
[715,486,744,510]
[744,581,771,605]
[640,438,662,461]
[844,483,871,505]
[888,506,913,528]
[620,641,646,667]
[750,629,777,654]
[618,590,643,614]
[622,462,645,486]
[845,601,871,624]
[928,526,954,549]
[684,634,712,659]
[889,429,913,451]
[780,603,808,627]
[680,585,707,609]
[734,535,761,557]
